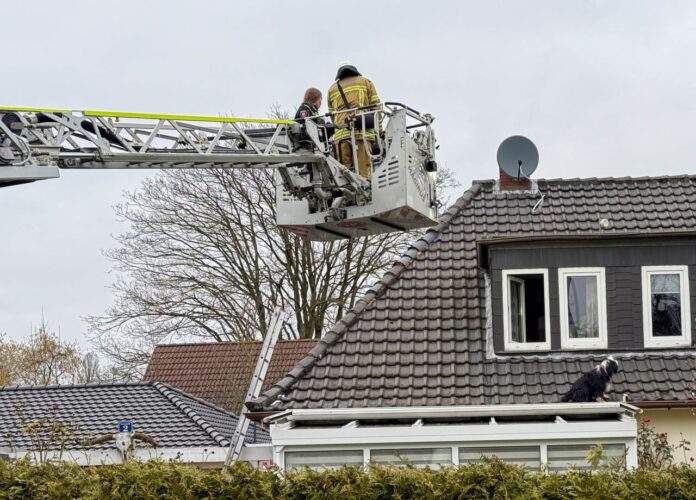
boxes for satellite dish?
[497,135,539,180]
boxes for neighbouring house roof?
[143,339,318,414]
[250,175,696,411]
[0,381,268,451]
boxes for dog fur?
[561,356,619,402]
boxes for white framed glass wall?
[271,404,638,472]
[281,440,630,471]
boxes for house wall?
[3,446,231,467]
[488,236,696,353]
[641,408,696,465]
[0,444,273,468]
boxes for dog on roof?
[561,356,620,403]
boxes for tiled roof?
[0,381,268,450]
[143,339,318,413]
[250,175,696,411]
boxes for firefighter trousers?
[337,139,372,179]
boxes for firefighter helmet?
[336,61,361,80]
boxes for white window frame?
[558,267,608,350]
[641,265,692,348]
[502,269,551,351]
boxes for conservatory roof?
[267,402,640,425]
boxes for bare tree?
[87,139,460,377]
[77,352,106,384]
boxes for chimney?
[499,170,532,191]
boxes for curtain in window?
[566,275,599,339]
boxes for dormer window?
[502,269,551,351]
[558,268,608,350]
[642,266,692,348]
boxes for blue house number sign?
[118,420,134,433]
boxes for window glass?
[566,275,599,339]
[649,273,682,337]
[285,450,363,470]
[459,446,541,469]
[370,448,452,469]
[547,443,625,472]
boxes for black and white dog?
[561,356,620,402]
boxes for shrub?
[0,458,695,499]
[637,417,692,469]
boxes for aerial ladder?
[0,102,439,240]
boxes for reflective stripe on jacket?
[294,102,318,122]
[328,75,380,141]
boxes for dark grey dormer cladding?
[488,237,696,352]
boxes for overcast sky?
[1,1,695,347]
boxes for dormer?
[483,236,695,354]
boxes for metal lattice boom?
[0,103,439,240]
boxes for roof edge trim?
[148,338,318,349]
[0,381,157,392]
[267,402,639,424]
[633,400,696,409]
[153,382,235,447]
[472,172,696,185]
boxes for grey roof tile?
[249,176,696,411]
[0,382,268,451]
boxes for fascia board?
[271,420,637,447]
[278,402,636,422]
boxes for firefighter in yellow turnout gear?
[328,62,381,179]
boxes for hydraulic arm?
[0,103,438,240]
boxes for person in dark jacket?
[293,88,325,182]
[295,88,323,122]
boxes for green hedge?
[1,459,696,500]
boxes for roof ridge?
[152,382,234,447]
[0,381,156,392]
[247,182,485,411]
[152,338,318,349]
[154,381,244,418]
[472,172,696,185]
